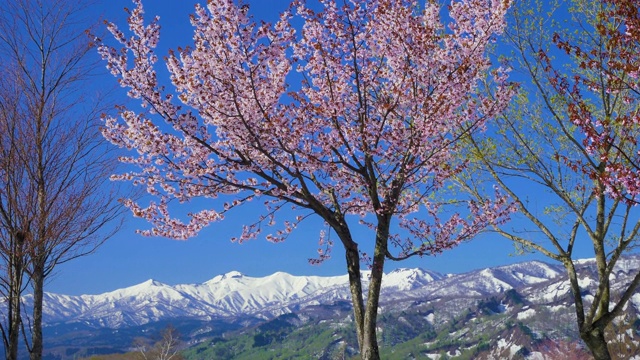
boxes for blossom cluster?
[99,0,513,258]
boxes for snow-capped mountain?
[21,256,640,360]
[417,260,564,297]
[27,261,565,329]
[33,268,446,328]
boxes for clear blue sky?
[46,0,592,296]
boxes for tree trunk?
[5,232,26,360]
[334,208,391,360]
[345,244,366,353]
[581,326,612,360]
[342,235,382,360]
[6,265,21,360]
[28,263,44,360]
[360,221,390,360]
[361,285,381,360]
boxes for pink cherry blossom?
[98,0,512,357]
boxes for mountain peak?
[206,270,245,284]
[388,267,434,276]
[141,279,162,287]
[388,267,415,274]
[223,270,244,278]
[383,267,443,291]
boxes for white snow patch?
[424,313,435,323]
[578,276,593,288]
[497,338,522,357]
[517,308,536,320]
[632,293,640,309]
[423,340,437,348]
[537,283,570,302]
[573,258,594,265]
[527,352,545,360]
[382,268,443,290]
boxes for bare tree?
[0,0,126,359]
[0,59,32,360]
[134,325,184,360]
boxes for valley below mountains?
[24,256,640,359]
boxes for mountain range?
[13,255,640,359]
[32,261,559,328]
[32,267,444,328]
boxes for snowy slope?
[20,259,576,329]
[395,260,565,301]
[29,268,449,328]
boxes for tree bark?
[341,228,384,360]
[29,262,44,360]
[6,253,22,360]
[344,244,365,352]
[360,220,391,360]
[581,326,612,360]
[6,289,20,360]
[4,231,26,360]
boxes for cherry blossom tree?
[98,0,513,358]
[461,0,640,358]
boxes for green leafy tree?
[462,0,640,358]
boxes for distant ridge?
[14,259,584,328]
[21,255,640,360]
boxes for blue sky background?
[45,0,595,296]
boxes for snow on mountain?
[14,256,640,360]
[400,261,565,301]
[29,260,574,329]
[382,268,444,291]
[174,271,351,317]
[34,268,449,328]
[526,254,640,306]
